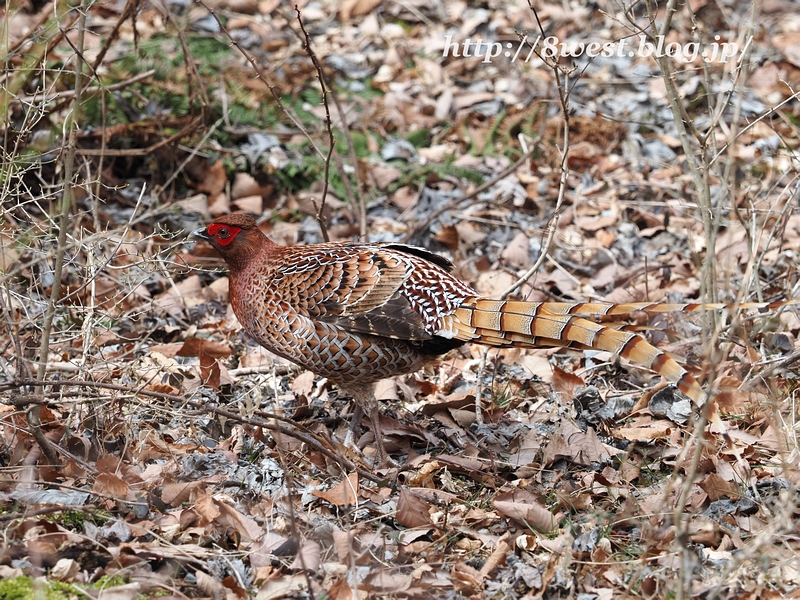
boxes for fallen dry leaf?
[177,337,232,389]
[311,472,359,507]
[340,0,382,21]
[493,498,558,534]
[552,365,584,400]
[289,540,321,573]
[396,488,433,528]
[542,420,614,466]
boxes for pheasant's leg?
[366,393,391,468]
[343,404,363,449]
[345,384,396,468]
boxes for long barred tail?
[443,297,797,426]
[500,299,799,318]
[446,299,716,408]
[443,296,800,448]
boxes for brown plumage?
[194,213,795,466]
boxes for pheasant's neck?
[226,237,278,274]
[227,242,280,320]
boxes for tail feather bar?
[447,297,797,413]
[529,299,799,316]
[449,299,741,407]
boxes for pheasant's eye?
[217,228,230,239]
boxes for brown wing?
[319,245,470,342]
[275,245,431,341]
[323,294,433,340]
[275,242,476,344]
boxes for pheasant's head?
[193,213,270,272]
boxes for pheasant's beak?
[192,227,211,241]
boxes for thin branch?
[3,379,387,484]
[294,5,333,242]
[75,115,203,156]
[19,69,156,104]
[710,89,800,166]
[401,145,537,243]
[29,0,91,465]
[330,99,367,239]
[90,0,142,72]
[475,2,572,426]
[196,0,325,161]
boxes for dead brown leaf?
[311,472,359,507]
[93,473,128,499]
[0,235,19,273]
[612,422,673,442]
[493,498,558,534]
[289,540,321,573]
[249,532,290,569]
[455,221,487,246]
[361,571,413,595]
[542,420,613,466]
[177,337,232,389]
[95,582,143,600]
[370,165,402,190]
[451,561,484,594]
[231,194,263,214]
[390,186,417,209]
[195,160,227,195]
[160,481,204,507]
[500,232,531,269]
[290,370,316,396]
[327,577,358,600]
[255,573,315,600]
[396,488,433,528]
[195,493,222,524]
[452,92,495,110]
[216,501,265,541]
[698,473,742,501]
[340,0,382,21]
[434,224,460,251]
[552,365,584,400]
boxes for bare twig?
[2,379,387,484]
[56,183,147,305]
[294,5,333,242]
[401,145,538,243]
[0,0,79,112]
[331,107,367,239]
[158,117,225,193]
[710,89,800,166]
[474,2,572,425]
[651,0,721,307]
[196,0,325,161]
[90,0,142,72]
[29,0,91,465]
[19,69,156,104]
[75,115,204,156]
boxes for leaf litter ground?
[1,0,800,598]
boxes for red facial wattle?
[206,223,242,247]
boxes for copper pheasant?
[194,213,794,466]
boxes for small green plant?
[50,509,111,530]
[406,128,430,149]
[490,380,514,410]
[335,131,371,158]
[0,577,72,600]
[92,574,128,590]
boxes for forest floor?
[1,0,800,598]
